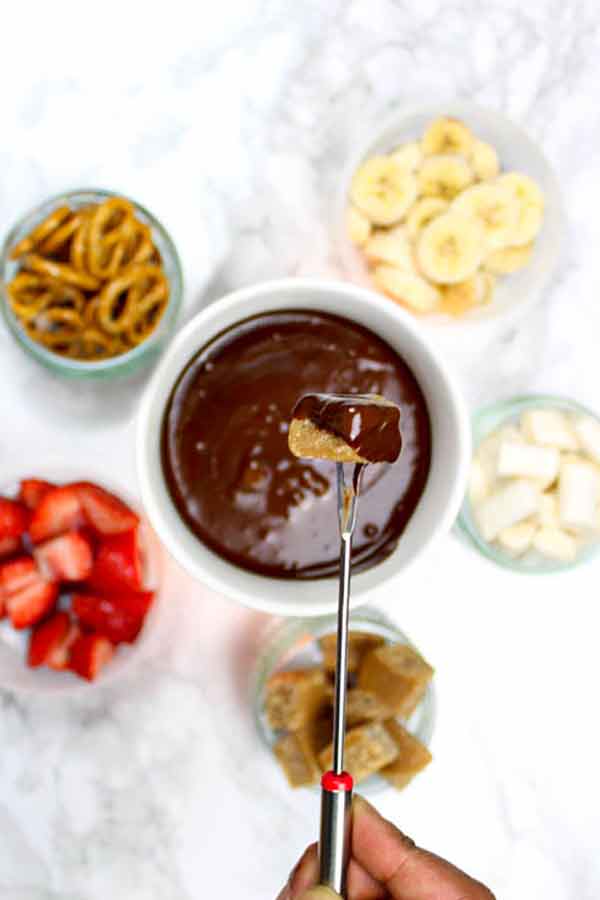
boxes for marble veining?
[1,1,600,898]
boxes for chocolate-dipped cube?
[288,393,402,464]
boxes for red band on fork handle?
[321,770,354,792]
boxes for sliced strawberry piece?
[72,589,154,644]
[0,536,20,560]
[27,611,79,669]
[0,556,38,620]
[0,498,29,539]
[19,478,56,511]
[69,633,114,681]
[88,529,143,592]
[29,486,82,544]
[73,482,139,536]
[50,622,80,670]
[35,531,93,582]
[6,579,58,629]
[0,556,38,597]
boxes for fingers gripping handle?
[319,772,353,896]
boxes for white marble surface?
[1,1,599,897]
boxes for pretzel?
[87,198,135,278]
[38,212,83,256]
[78,329,121,359]
[70,209,92,271]
[9,277,85,323]
[24,254,100,291]
[97,264,167,335]
[7,197,169,362]
[9,206,71,259]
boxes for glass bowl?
[334,101,565,356]
[0,188,183,379]
[251,607,435,796]
[457,394,600,573]
[0,457,165,694]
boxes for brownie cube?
[318,721,398,783]
[273,732,321,788]
[358,643,433,718]
[381,719,432,790]
[345,689,393,727]
[319,631,385,675]
[265,668,328,731]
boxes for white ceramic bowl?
[136,278,470,616]
[335,101,566,359]
[0,457,164,694]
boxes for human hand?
[277,795,495,899]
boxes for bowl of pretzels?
[1,189,183,378]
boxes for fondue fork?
[319,462,363,897]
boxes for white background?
[0,1,599,898]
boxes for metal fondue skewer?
[319,462,364,896]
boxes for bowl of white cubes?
[457,394,600,572]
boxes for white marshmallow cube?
[497,521,537,556]
[520,409,578,450]
[573,416,600,465]
[558,459,600,534]
[468,459,489,505]
[475,480,540,543]
[496,441,560,486]
[538,492,559,528]
[532,527,577,562]
[476,425,524,485]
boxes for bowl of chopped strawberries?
[0,467,161,691]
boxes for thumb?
[352,795,494,899]
[297,890,340,899]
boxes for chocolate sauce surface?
[161,310,431,579]
[292,393,402,463]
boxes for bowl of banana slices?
[337,101,565,350]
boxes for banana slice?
[417,212,485,284]
[485,243,534,275]
[498,173,544,246]
[452,183,518,251]
[372,266,440,313]
[346,205,372,246]
[470,139,500,180]
[406,198,448,240]
[422,117,474,157]
[390,141,423,172]
[478,271,496,304]
[438,271,494,317]
[439,277,481,317]
[418,155,474,201]
[350,156,418,226]
[364,227,415,271]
